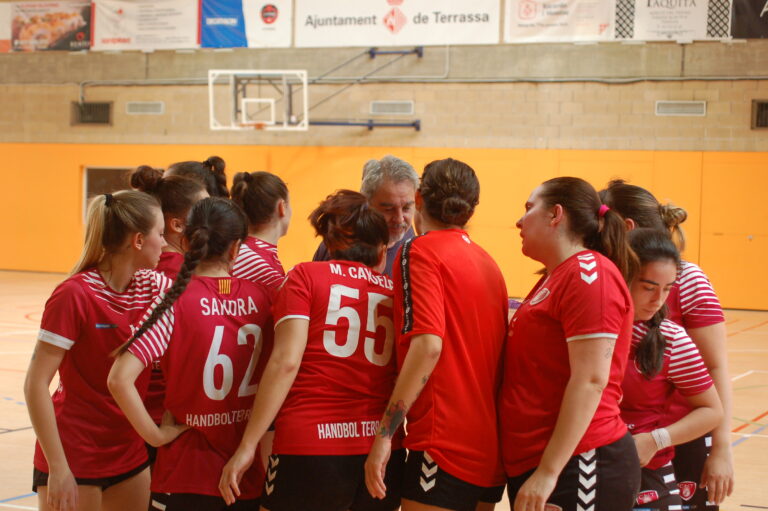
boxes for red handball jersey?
[232,237,285,292]
[34,269,171,478]
[665,260,725,423]
[621,319,713,470]
[271,261,401,455]
[500,250,633,477]
[394,229,508,488]
[155,251,184,280]
[128,276,273,498]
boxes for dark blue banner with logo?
[201,0,291,48]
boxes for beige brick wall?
[1,41,767,150]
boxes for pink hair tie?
[598,204,610,218]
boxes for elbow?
[106,369,124,400]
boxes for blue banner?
[201,0,247,48]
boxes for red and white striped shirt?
[35,269,171,478]
[127,276,273,499]
[665,260,724,422]
[621,319,713,469]
[666,261,725,329]
[232,237,285,292]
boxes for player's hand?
[701,447,734,504]
[513,468,558,511]
[364,436,392,499]
[219,445,256,505]
[154,410,190,446]
[46,465,78,511]
[632,432,658,467]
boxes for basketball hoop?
[240,122,267,131]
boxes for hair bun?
[441,197,472,226]
[659,203,687,229]
[130,165,163,192]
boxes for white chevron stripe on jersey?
[580,272,598,284]
[577,449,597,511]
[579,260,597,271]
[577,253,595,261]
[420,452,438,492]
[265,455,279,495]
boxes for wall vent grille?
[751,100,768,129]
[370,100,414,116]
[71,102,112,125]
[655,100,706,117]
[126,101,165,115]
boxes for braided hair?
[628,228,681,378]
[117,197,247,354]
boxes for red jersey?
[34,269,171,478]
[665,260,725,423]
[621,319,713,469]
[271,261,400,455]
[128,276,273,498]
[394,229,508,487]
[500,250,633,477]
[232,237,285,292]
[155,251,184,280]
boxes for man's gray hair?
[360,155,419,199]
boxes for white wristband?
[651,428,672,450]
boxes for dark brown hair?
[628,228,681,378]
[540,176,639,283]
[419,158,479,227]
[309,190,389,267]
[231,171,288,227]
[599,179,687,251]
[166,156,229,198]
[118,197,247,354]
[130,165,206,219]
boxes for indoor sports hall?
[1,1,767,510]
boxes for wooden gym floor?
[0,270,766,510]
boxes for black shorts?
[260,449,405,511]
[32,460,150,493]
[401,450,505,511]
[507,432,641,511]
[149,492,259,511]
[634,462,681,511]
[672,434,716,511]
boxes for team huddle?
[23,155,734,511]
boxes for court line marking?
[732,370,755,381]
[733,410,768,433]
[0,504,36,510]
[729,319,768,337]
[733,423,768,447]
[0,493,35,504]
[0,427,32,435]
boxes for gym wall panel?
[3,143,766,309]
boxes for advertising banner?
[12,1,91,52]
[201,0,291,48]
[631,0,711,40]
[0,4,10,52]
[294,0,500,48]
[731,0,768,37]
[504,0,614,43]
[92,0,198,51]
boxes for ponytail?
[635,306,668,378]
[117,197,247,355]
[231,171,289,227]
[540,177,639,283]
[72,191,160,275]
[166,156,229,198]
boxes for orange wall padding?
[3,143,764,309]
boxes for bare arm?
[107,352,187,447]
[219,318,309,504]
[514,337,614,511]
[365,333,442,499]
[23,341,78,511]
[634,387,723,466]
[687,322,733,503]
